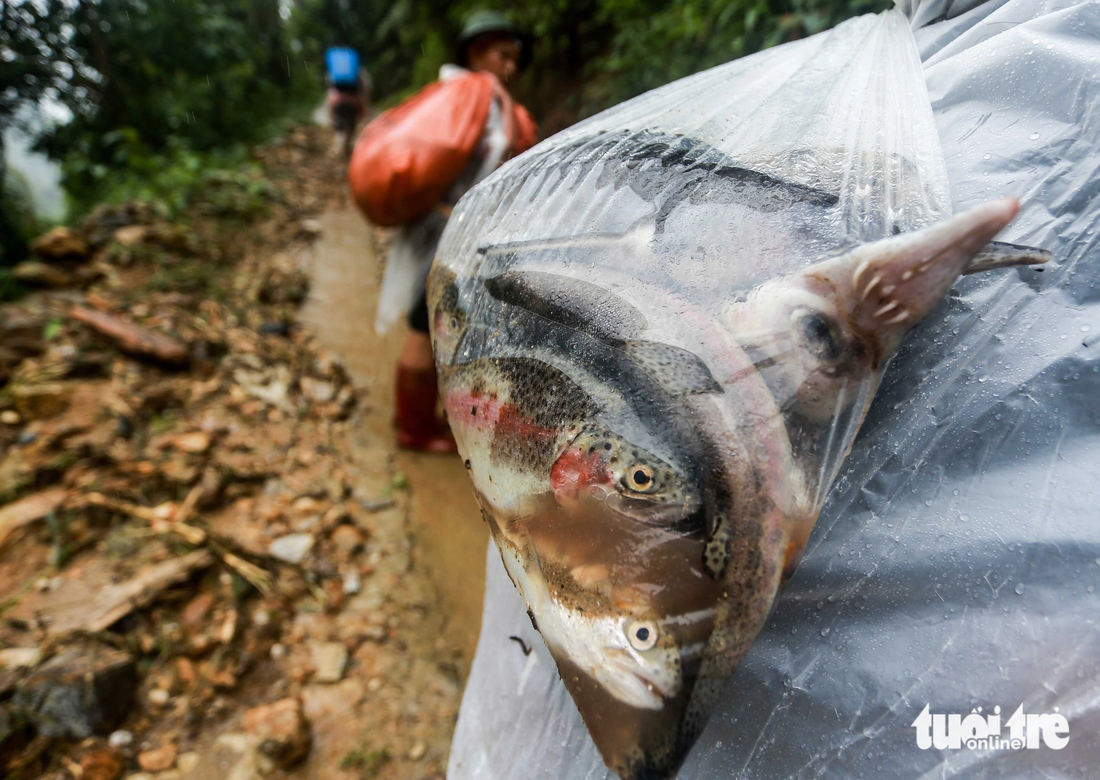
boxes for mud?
[299,206,488,668]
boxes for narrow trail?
[299,204,489,670]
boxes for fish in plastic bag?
[427,9,1047,779]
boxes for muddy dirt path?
[299,206,488,671]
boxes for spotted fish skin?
[428,124,1043,779]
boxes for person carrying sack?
[348,10,538,452]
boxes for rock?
[137,742,177,772]
[309,641,347,684]
[11,382,73,420]
[148,688,170,706]
[176,752,200,773]
[291,496,324,515]
[181,591,214,626]
[234,365,294,413]
[112,225,148,246]
[409,740,427,761]
[70,306,190,365]
[329,524,364,559]
[81,201,147,247]
[0,313,46,357]
[342,568,361,595]
[81,747,125,780]
[0,647,42,669]
[31,226,89,261]
[13,645,138,738]
[259,321,290,336]
[269,533,314,564]
[299,376,335,403]
[0,410,20,425]
[298,218,323,238]
[241,698,312,769]
[167,431,212,454]
[13,260,75,287]
[107,729,134,748]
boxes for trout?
[429,121,1047,779]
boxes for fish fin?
[616,131,839,208]
[620,341,723,397]
[485,270,648,341]
[963,240,1051,274]
[703,529,730,579]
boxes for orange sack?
[349,71,538,227]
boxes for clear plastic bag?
[436,1,1100,777]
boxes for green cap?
[455,10,532,70]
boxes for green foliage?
[287,0,890,131]
[0,268,25,303]
[43,317,64,341]
[60,133,274,220]
[3,0,317,219]
[339,745,390,775]
[584,0,890,109]
[142,256,228,300]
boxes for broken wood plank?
[86,549,215,632]
[70,306,189,365]
[0,488,69,549]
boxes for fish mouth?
[603,492,700,525]
[602,648,678,710]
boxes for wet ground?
[299,205,488,668]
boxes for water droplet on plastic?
[1015,583,1026,595]
[1030,132,1041,140]
[960,513,969,522]
[821,627,831,637]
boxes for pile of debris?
[0,127,459,779]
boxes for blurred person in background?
[325,46,371,159]
[351,10,537,452]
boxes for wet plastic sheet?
[447,1,1100,777]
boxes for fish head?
[546,603,683,711]
[727,198,1021,421]
[550,425,702,527]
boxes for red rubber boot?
[394,365,457,453]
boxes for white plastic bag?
[440,1,1099,777]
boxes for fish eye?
[798,312,841,361]
[626,620,659,652]
[625,464,656,492]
